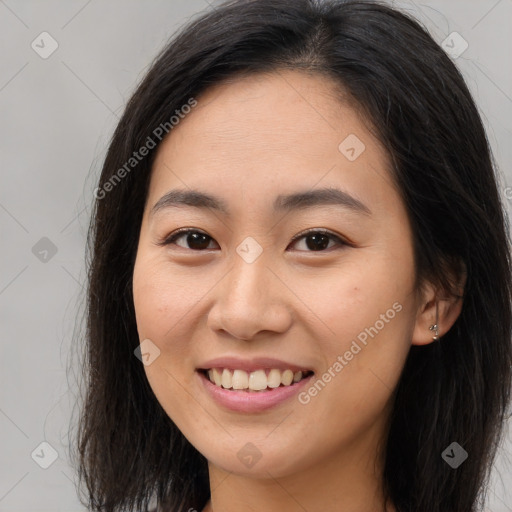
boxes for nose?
[206,252,293,341]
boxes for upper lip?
[197,356,313,374]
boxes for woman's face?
[132,70,425,479]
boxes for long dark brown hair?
[70,1,512,511]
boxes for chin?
[191,431,314,479]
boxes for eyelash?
[158,227,349,252]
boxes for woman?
[72,1,512,511]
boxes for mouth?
[195,356,315,412]
[197,367,315,412]
[199,367,314,392]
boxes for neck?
[202,415,395,512]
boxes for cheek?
[132,256,204,427]
[132,255,204,347]
[132,260,199,405]
[293,250,415,407]
[292,251,413,345]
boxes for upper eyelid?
[291,227,342,241]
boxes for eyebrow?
[150,187,372,217]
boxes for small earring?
[429,301,440,340]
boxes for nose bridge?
[228,257,262,305]
[224,233,273,308]
[207,246,291,339]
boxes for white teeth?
[249,369,267,390]
[221,368,232,388]
[212,368,222,386]
[232,369,249,389]
[281,369,294,386]
[205,368,310,390]
[267,369,281,388]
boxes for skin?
[132,70,463,512]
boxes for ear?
[411,264,466,346]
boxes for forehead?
[165,70,372,154]
[147,70,396,215]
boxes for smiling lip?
[197,356,312,374]
[196,356,314,413]
[197,370,314,412]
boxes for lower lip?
[197,370,314,413]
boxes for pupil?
[307,233,329,251]
[188,232,210,250]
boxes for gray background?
[1,0,511,510]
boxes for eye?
[158,228,348,252]
[288,229,347,252]
[159,228,218,251]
